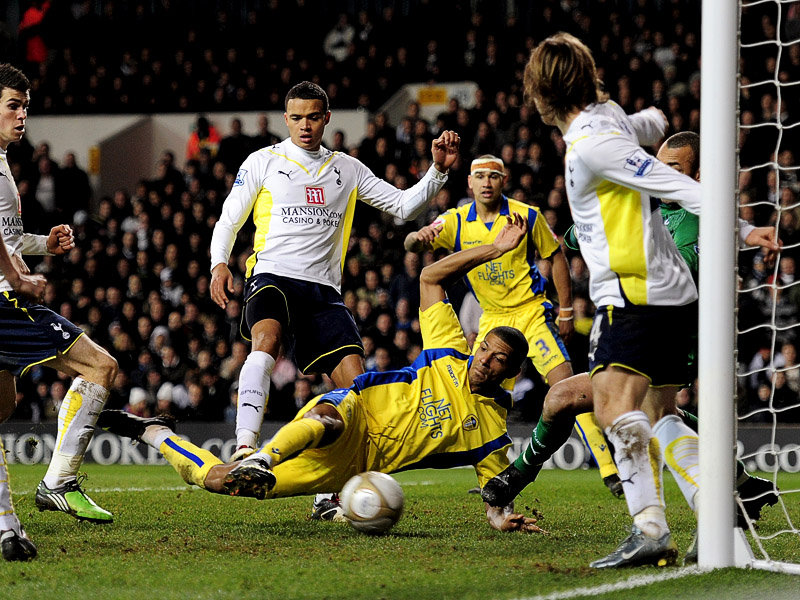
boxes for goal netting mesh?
[735,0,800,571]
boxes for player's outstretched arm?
[404,221,443,253]
[485,502,547,533]
[744,225,781,257]
[418,213,528,311]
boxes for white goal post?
[697,0,738,570]
[700,0,800,572]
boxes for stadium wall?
[3,423,798,472]
[23,110,370,200]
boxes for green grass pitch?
[2,464,798,600]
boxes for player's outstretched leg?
[97,409,271,498]
[574,412,623,498]
[225,414,328,499]
[482,373,593,507]
[96,410,176,441]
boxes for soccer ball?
[339,471,404,534]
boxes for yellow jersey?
[429,197,560,312]
[340,299,513,487]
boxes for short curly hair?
[285,81,329,113]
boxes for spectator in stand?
[18,1,52,73]
[186,115,221,162]
[251,113,281,150]
[216,117,252,175]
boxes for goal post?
[700,0,800,572]
[697,0,738,570]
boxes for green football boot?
[35,477,113,523]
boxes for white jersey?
[210,138,447,292]
[0,148,48,293]
[563,102,700,308]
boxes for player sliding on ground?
[100,213,544,533]
[483,130,780,565]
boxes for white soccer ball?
[339,471,404,535]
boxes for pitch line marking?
[512,567,710,600]
[14,485,189,496]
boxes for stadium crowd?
[2,0,799,423]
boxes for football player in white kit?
[209,81,460,517]
[504,33,777,569]
[0,64,124,559]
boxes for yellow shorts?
[476,301,569,382]
[266,390,370,498]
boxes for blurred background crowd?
[1,0,799,424]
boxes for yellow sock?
[257,417,326,467]
[160,437,223,488]
[575,412,619,479]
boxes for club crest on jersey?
[624,150,653,177]
[234,169,247,186]
[462,414,478,431]
[305,186,325,205]
[50,322,70,339]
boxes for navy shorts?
[241,273,363,375]
[588,303,695,387]
[0,291,85,377]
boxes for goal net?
[730,0,800,572]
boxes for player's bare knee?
[79,349,118,388]
[97,352,119,387]
[544,381,591,420]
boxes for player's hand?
[431,130,460,173]
[486,504,548,533]
[502,513,548,534]
[557,314,574,343]
[46,224,75,255]
[416,220,444,245]
[8,270,46,302]
[210,263,234,309]
[11,253,30,274]
[745,226,781,264]
[493,212,528,254]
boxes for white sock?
[606,410,668,538]
[634,506,669,539]
[654,414,699,511]
[0,437,21,534]
[235,351,275,449]
[141,426,173,450]
[43,378,108,488]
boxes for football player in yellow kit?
[101,213,544,533]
